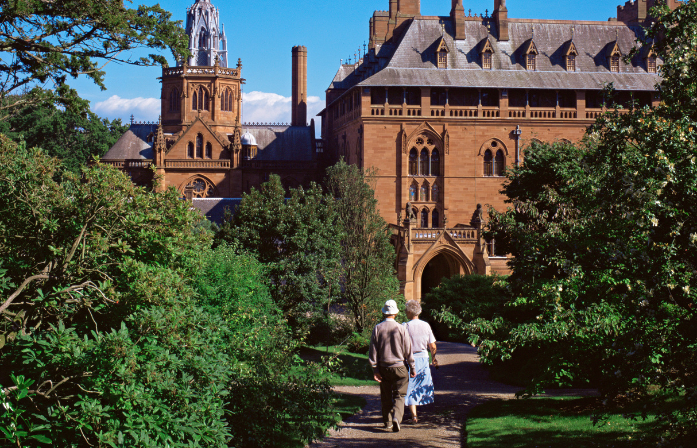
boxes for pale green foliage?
[325,160,401,333]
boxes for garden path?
[308,341,595,448]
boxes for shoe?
[385,422,393,430]
[392,419,400,432]
[411,416,418,424]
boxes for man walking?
[369,299,416,432]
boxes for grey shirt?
[369,318,416,373]
[403,319,436,358]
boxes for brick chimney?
[292,45,307,127]
[494,0,509,41]
[398,0,420,16]
[451,0,466,40]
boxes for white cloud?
[93,95,160,123]
[91,91,326,131]
[242,91,324,128]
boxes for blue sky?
[81,0,627,125]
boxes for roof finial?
[532,25,535,40]
[571,26,575,40]
[616,28,619,41]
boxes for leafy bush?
[193,244,335,447]
[422,274,512,342]
[345,332,371,355]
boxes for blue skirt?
[405,356,434,406]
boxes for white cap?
[381,300,399,315]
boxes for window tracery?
[192,86,210,111]
[482,140,507,177]
[169,88,180,112]
[184,177,215,198]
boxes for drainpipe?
[513,125,522,166]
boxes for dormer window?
[566,55,575,71]
[523,39,538,71]
[610,55,620,72]
[480,38,495,70]
[435,37,450,69]
[527,54,537,71]
[607,41,622,73]
[642,43,658,74]
[647,56,657,73]
[562,40,578,72]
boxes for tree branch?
[0,274,49,315]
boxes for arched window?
[199,29,207,49]
[430,149,440,176]
[185,177,214,198]
[421,209,429,228]
[187,142,194,159]
[205,142,212,159]
[192,86,210,111]
[196,134,203,158]
[494,150,505,176]
[409,148,418,175]
[484,149,493,176]
[169,88,180,112]
[409,183,417,201]
[432,209,440,228]
[420,149,429,176]
[420,183,429,202]
[222,88,234,112]
[432,184,439,202]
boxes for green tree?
[0,101,127,173]
[462,2,697,443]
[0,0,188,118]
[193,244,334,447]
[326,160,400,333]
[215,174,344,334]
[0,134,238,446]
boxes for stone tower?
[185,0,228,67]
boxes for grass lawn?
[465,397,661,448]
[298,345,375,386]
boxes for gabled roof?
[479,38,495,54]
[338,17,659,91]
[561,40,579,57]
[435,36,450,53]
[166,116,230,156]
[103,124,157,160]
[522,38,538,55]
[606,40,622,57]
[640,42,657,59]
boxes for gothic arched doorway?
[420,252,463,298]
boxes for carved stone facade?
[320,0,672,301]
[102,0,321,208]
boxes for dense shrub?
[193,245,335,447]
[422,274,511,342]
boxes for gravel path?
[309,341,596,448]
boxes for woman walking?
[403,300,437,423]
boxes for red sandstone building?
[320,0,674,300]
[102,0,321,221]
[104,0,676,299]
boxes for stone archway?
[420,252,462,298]
[412,245,473,301]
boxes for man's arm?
[368,326,382,382]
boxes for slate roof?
[102,124,157,160]
[192,198,242,224]
[334,17,660,93]
[240,125,314,161]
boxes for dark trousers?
[378,365,409,425]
